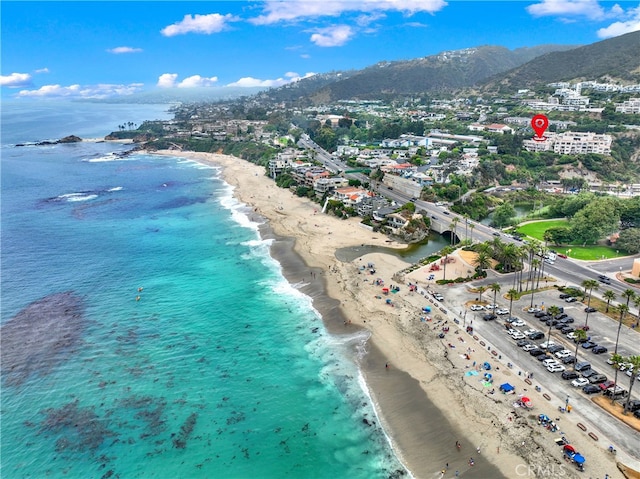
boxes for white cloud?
[310,25,354,47]
[1,72,32,88]
[157,73,219,88]
[251,0,447,25]
[17,83,143,99]
[161,13,238,36]
[177,75,219,88]
[35,67,49,74]
[226,72,315,88]
[107,46,143,54]
[157,73,179,88]
[526,0,606,20]
[597,5,640,37]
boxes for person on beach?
[455,440,461,450]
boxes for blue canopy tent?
[499,383,514,392]
[573,454,585,465]
[483,362,491,370]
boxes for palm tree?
[477,285,487,304]
[490,282,501,309]
[469,223,475,243]
[473,251,491,274]
[621,289,636,308]
[572,329,588,370]
[529,258,541,308]
[546,305,561,356]
[464,215,469,242]
[581,279,599,329]
[623,355,640,414]
[449,222,457,246]
[610,353,625,404]
[507,288,518,318]
[441,245,454,281]
[603,290,616,313]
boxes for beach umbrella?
[573,454,585,464]
[563,445,575,453]
[483,362,491,370]
[521,396,530,403]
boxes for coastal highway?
[298,135,640,314]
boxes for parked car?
[547,364,566,373]
[483,313,497,321]
[527,307,541,313]
[581,341,597,349]
[562,356,577,365]
[548,345,564,354]
[539,340,556,350]
[583,384,601,394]
[511,332,526,340]
[528,332,545,340]
[555,349,572,359]
[561,326,575,335]
[485,304,497,310]
[561,316,575,324]
[604,386,628,398]
[555,313,568,320]
[582,369,599,379]
[571,378,589,387]
[598,380,615,391]
[529,348,545,357]
[565,297,578,303]
[575,362,591,372]
[534,311,548,318]
[588,374,608,384]
[496,309,509,315]
[561,371,579,380]
[558,253,568,259]
[634,410,640,419]
[592,345,608,354]
[559,293,571,299]
[470,304,484,311]
[516,339,531,347]
[542,358,558,367]
[545,319,559,327]
[584,307,597,313]
[624,399,640,412]
[522,344,537,352]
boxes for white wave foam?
[107,186,123,192]
[61,193,98,202]
[85,153,130,163]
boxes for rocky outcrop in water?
[15,135,83,146]
[1,291,85,386]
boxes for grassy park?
[517,219,623,260]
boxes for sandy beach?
[154,150,625,479]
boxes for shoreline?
[151,150,625,479]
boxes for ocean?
[0,101,405,478]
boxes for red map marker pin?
[531,114,549,141]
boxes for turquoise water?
[1,102,403,478]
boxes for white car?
[506,328,518,336]
[470,304,484,311]
[523,329,537,336]
[555,350,573,359]
[527,307,541,313]
[571,378,589,388]
[542,358,559,367]
[567,332,578,340]
[511,320,526,327]
[522,344,537,352]
[547,364,566,373]
[485,304,497,310]
[539,341,556,350]
[511,332,526,340]
[496,309,509,315]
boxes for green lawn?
[517,219,624,260]
[557,245,626,260]
[517,219,569,240]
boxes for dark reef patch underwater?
[1,291,85,387]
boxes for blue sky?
[2,1,639,99]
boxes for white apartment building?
[552,132,612,155]
[523,131,612,155]
[615,98,640,114]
